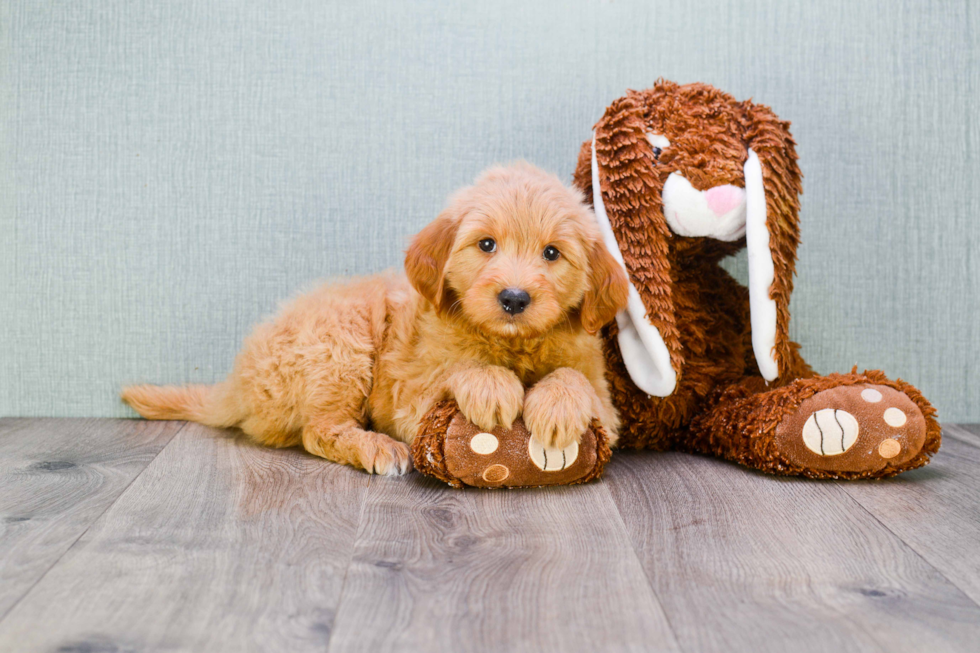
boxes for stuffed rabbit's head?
[573,80,802,396]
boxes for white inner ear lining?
[744,148,779,382]
[590,133,677,397]
[646,132,670,149]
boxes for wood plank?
[838,425,980,605]
[328,474,680,653]
[0,418,180,620]
[0,422,369,652]
[951,423,980,440]
[605,449,980,653]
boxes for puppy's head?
[406,162,627,338]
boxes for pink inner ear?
[705,185,745,216]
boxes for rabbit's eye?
[646,133,670,163]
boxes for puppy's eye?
[652,146,662,160]
[543,245,560,261]
[478,238,496,253]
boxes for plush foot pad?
[775,384,927,474]
[412,401,612,488]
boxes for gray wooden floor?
[1,420,979,653]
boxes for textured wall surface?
[1,0,977,420]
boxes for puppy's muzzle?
[497,288,530,315]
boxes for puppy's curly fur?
[122,163,628,475]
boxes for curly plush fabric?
[572,80,940,479]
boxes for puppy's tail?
[121,382,243,428]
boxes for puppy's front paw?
[449,366,525,432]
[523,369,596,449]
[356,432,413,476]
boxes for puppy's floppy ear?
[580,238,629,335]
[405,209,461,309]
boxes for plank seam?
[598,476,687,653]
[835,483,980,613]
[944,424,980,450]
[0,419,189,626]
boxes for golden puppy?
[122,163,628,475]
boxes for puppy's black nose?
[498,288,531,315]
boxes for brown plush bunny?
[571,80,940,479]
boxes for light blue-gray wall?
[1,1,977,421]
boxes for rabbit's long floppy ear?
[574,95,681,397]
[742,102,802,382]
